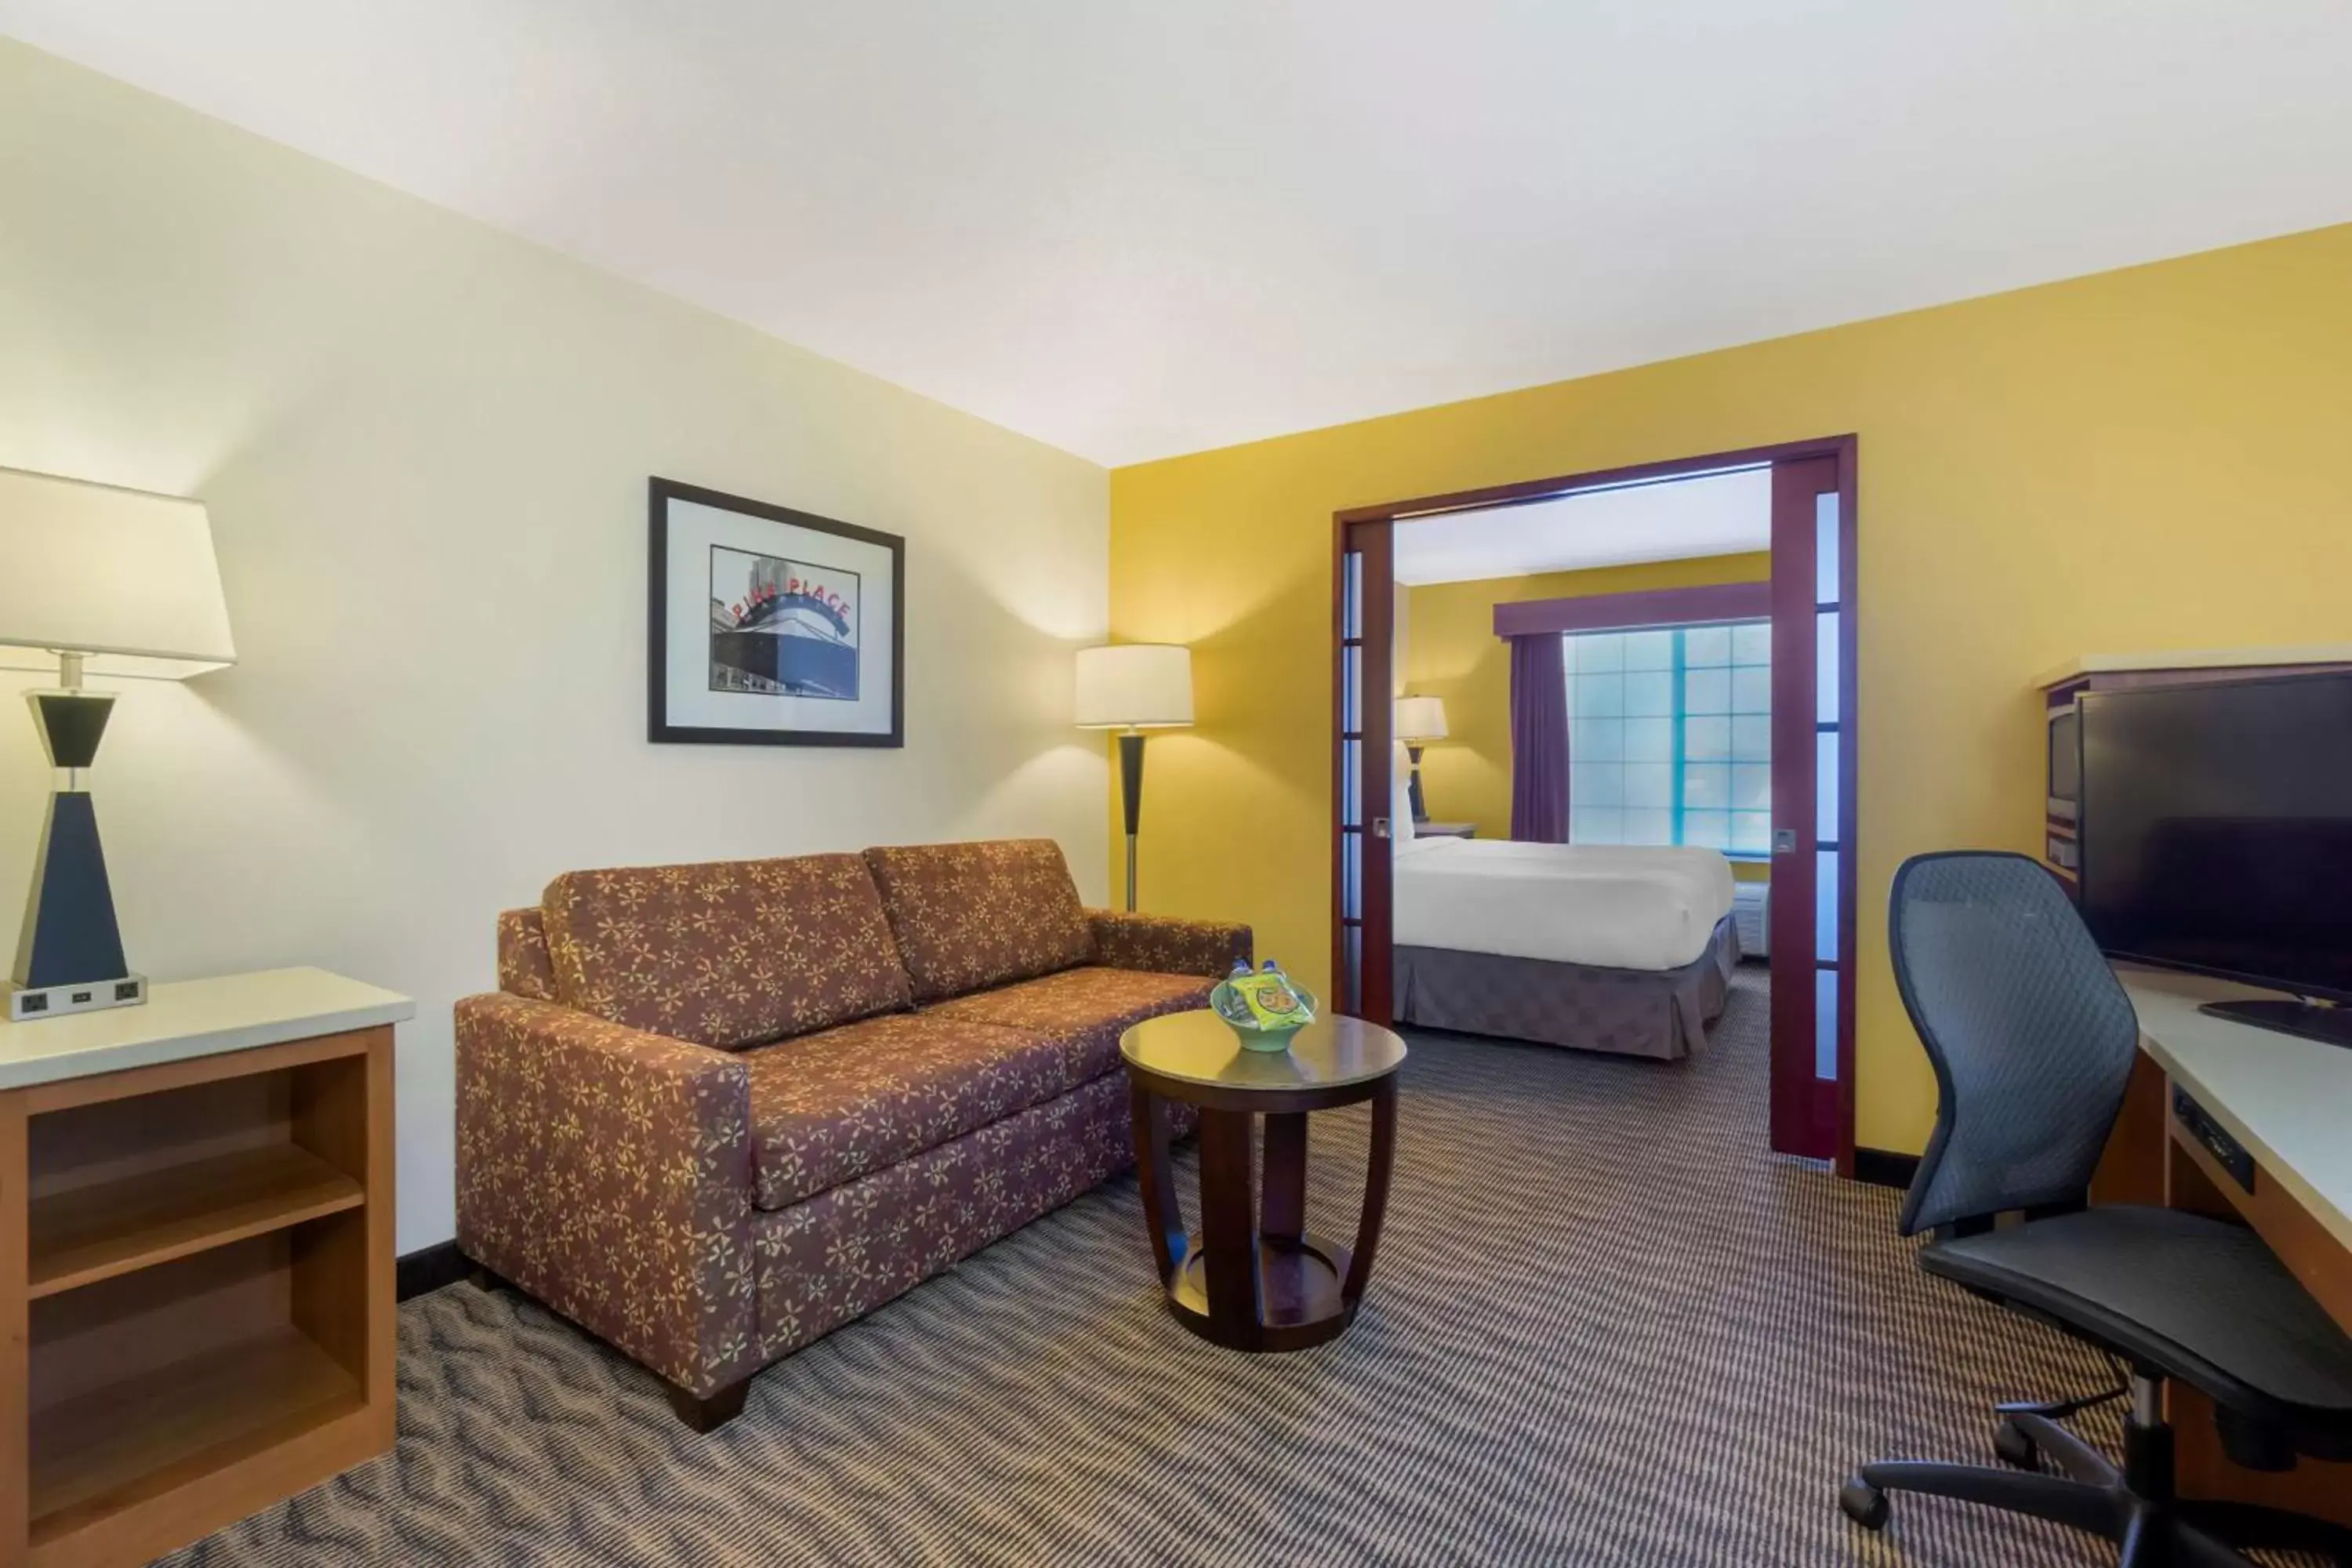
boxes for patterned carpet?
[169,968,2224,1566]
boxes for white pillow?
[1390,743,1416,844]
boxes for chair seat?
[1925,1206,2352,1432]
[923,966,1215,1083]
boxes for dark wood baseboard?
[397,1238,472,1301]
[1850,1147,1921,1190]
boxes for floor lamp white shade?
[0,466,236,1020]
[1075,642,1192,731]
[1075,644,1192,912]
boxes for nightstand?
[1416,821,1478,838]
[0,968,411,1566]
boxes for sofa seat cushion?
[924,966,1216,1085]
[543,853,913,1050]
[742,1012,1073,1210]
[862,840,1097,1004]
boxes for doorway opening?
[1332,438,1857,1171]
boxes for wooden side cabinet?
[0,969,411,1568]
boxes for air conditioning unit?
[1733,882,1769,959]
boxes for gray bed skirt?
[1393,914,1742,1061]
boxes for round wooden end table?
[1120,1010,1406,1353]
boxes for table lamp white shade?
[1075,643,1192,729]
[1395,695,1449,742]
[0,466,237,681]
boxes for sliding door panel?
[1769,456,1849,1162]
[1334,519,1395,1022]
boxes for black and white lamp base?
[8,662,143,1022]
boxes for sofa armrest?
[455,993,759,1396]
[1086,909,1252,980]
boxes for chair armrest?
[1087,909,1252,979]
[455,993,759,1396]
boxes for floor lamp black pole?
[1118,730,1145,913]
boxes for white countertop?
[2121,966,2352,1254]
[0,967,413,1090]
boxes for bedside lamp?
[1075,643,1192,912]
[1395,695,1448,823]
[0,466,236,1022]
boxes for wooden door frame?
[1330,434,1860,1176]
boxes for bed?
[1390,833,1741,1059]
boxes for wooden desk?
[0,970,411,1567]
[2099,969,2352,1525]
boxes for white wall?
[0,41,1112,1252]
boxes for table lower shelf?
[1167,1231,1357,1352]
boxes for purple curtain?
[1509,632,1570,843]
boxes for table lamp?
[1075,643,1192,911]
[1395,695,1448,822]
[0,466,236,1022]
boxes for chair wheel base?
[1994,1417,2040,1471]
[1839,1476,1890,1531]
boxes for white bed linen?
[1391,837,1737,971]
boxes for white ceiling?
[1393,468,1769,586]
[7,3,2352,466]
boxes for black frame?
[647,476,906,748]
[2077,667,2352,1003]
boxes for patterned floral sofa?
[454,839,1247,1430]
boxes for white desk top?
[0,967,412,1091]
[2122,966,2352,1254]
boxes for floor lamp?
[1,466,237,1022]
[1076,643,1192,912]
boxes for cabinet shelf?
[29,1327,363,1546]
[29,1144,365,1300]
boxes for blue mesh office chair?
[1843,851,2352,1566]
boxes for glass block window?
[1565,619,1771,854]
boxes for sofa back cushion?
[862,840,1097,1004]
[542,854,913,1048]
[496,908,558,1000]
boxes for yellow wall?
[1401,554,1771,861]
[1109,221,2352,1156]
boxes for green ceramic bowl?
[1209,979,1319,1052]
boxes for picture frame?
[648,477,906,747]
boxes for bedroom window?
[1565,619,1771,855]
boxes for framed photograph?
[648,477,906,746]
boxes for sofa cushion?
[742,1012,1070,1210]
[924,966,1216,1085]
[862,840,1097,1004]
[543,854,913,1050]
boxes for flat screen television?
[2078,669,2352,1047]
